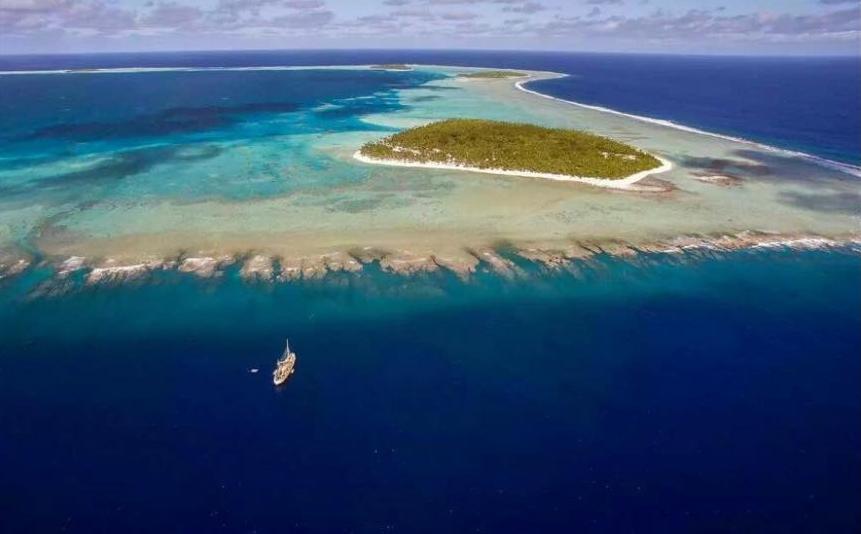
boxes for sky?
[0,0,859,55]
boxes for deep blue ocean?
[2,250,860,532]
[1,50,860,533]
[2,49,859,164]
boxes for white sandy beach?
[352,150,674,190]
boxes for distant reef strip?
[356,119,669,188]
[458,70,527,79]
[370,64,413,71]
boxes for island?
[459,70,527,79]
[355,119,668,187]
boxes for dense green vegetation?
[360,119,662,179]
[458,70,527,79]
[370,64,412,70]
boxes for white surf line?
[515,75,861,179]
[0,63,531,77]
[0,63,475,76]
[0,65,382,76]
[353,151,673,189]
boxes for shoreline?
[352,150,674,190]
[514,76,861,179]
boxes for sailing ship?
[273,339,297,386]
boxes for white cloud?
[1,0,858,53]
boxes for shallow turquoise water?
[0,68,442,203]
[0,68,447,257]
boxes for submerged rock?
[516,248,570,270]
[300,258,329,280]
[272,254,361,281]
[0,258,31,280]
[431,254,480,280]
[470,249,520,279]
[380,251,439,275]
[322,252,363,274]
[692,173,744,187]
[240,255,275,282]
[86,258,169,285]
[178,256,233,278]
[277,257,304,281]
[57,256,87,277]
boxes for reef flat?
[0,65,859,288]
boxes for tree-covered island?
[358,119,663,180]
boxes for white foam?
[0,65,377,76]
[57,256,86,276]
[749,237,838,250]
[515,76,861,179]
